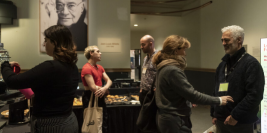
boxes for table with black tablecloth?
[74,104,141,133]
[0,87,142,133]
[0,104,141,133]
[106,105,141,133]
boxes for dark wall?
[78,72,130,84]
[105,72,129,82]
[78,70,215,96]
[184,70,216,95]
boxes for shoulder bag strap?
[94,95,98,107]
[88,92,94,109]
[150,76,157,92]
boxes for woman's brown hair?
[44,25,78,64]
[152,35,191,66]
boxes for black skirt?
[31,112,78,133]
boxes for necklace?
[89,62,98,69]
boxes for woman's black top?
[1,60,79,118]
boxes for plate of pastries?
[73,98,83,106]
[1,109,29,118]
[130,95,139,101]
[105,95,131,105]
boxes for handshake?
[220,96,234,105]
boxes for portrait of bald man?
[40,0,88,52]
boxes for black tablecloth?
[73,104,141,133]
[107,105,141,133]
[0,104,141,133]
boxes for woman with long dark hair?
[1,25,79,133]
[153,35,234,133]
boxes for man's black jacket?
[210,47,265,124]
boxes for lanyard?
[224,52,246,82]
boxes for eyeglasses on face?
[56,1,83,12]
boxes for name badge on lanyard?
[219,82,229,92]
[220,52,246,92]
[220,65,229,92]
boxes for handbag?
[82,93,103,133]
[136,77,158,132]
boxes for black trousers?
[156,111,192,133]
[82,90,108,133]
[216,119,254,133]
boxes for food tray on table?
[105,95,132,105]
[130,95,139,101]
[1,109,29,118]
[73,98,83,106]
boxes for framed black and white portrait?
[40,0,88,52]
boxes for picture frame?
[39,0,88,52]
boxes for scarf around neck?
[156,56,187,71]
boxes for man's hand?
[192,104,197,108]
[220,96,234,105]
[224,115,238,126]
[140,89,142,93]
[212,117,217,125]
[153,88,156,91]
[95,87,107,98]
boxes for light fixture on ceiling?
[134,24,138,27]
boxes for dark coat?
[210,47,265,124]
[156,65,220,116]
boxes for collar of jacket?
[221,47,246,66]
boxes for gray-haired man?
[211,25,264,133]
